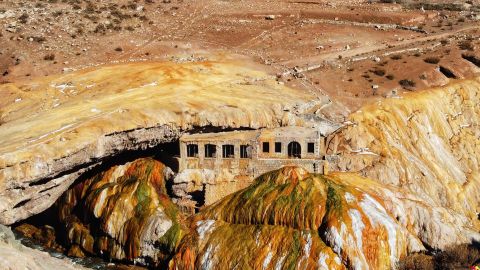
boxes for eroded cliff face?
[0,56,318,225]
[171,167,422,270]
[329,79,480,249]
[56,158,186,266]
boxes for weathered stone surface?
[170,167,422,270]
[0,57,315,225]
[15,224,64,252]
[56,158,185,266]
[67,245,86,258]
[172,169,252,206]
[329,79,480,249]
[0,224,87,270]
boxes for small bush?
[436,244,480,268]
[390,54,402,60]
[399,79,416,89]
[386,74,395,80]
[18,13,29,24]
[114,47,123,52]
[459,41,475,51]
[373,69,386,76]
[85,3,96,13]
[31,36,46,43]
[399,244,480,270]
[399,253,434,270]
[43,54,55,61]
[424,57,440,64]
[94,24,106,34]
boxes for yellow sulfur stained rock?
[329,79,480,249]
[171,166,418,270]
[56,158,186,266]
[0,56,315,225]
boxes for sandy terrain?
[1,0,480,112]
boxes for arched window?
[288,141,301,158]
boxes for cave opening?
[11,140,185,269]
[439,66,458,79]
[189,186,206,213]
[11,126,257,268]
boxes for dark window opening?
[186,144,199,157]
[288,141,301,158]
[307,143,315,153]
[222,144,235,158]
[262,142,270,153]
[205,144,216,158]
[240,145,251,158]
[275,142,282,153]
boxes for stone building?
[178,126,329,177]
[173,126,339,210]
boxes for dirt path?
[282,24,480,69]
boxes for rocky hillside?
[171,166,423,270]
[0,56,317,225]
[329,79,480,249]
[56,158,185,267]
[16,163,431,269]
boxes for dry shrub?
[43,54,55,61]
[424,57,440,64]
[18,13,29,24]
[399,79,416,89]
[372,69,386,76]
[399,244,480,270]
[399,253,434,270]
[436,244,480,268]
[390,54,403,60]
[459,41,475,51]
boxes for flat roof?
[258,126,319,139]
[181,129,258,142]
[181,126,322,142]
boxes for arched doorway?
[288,141,301,158]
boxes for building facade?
[179,126,329,178]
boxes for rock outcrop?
[0,56,316,225]
[0,224,87,270]
[170,166,422,270]
[172,168,253,209]
[329,79,480,249]
[56,158,185,266]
